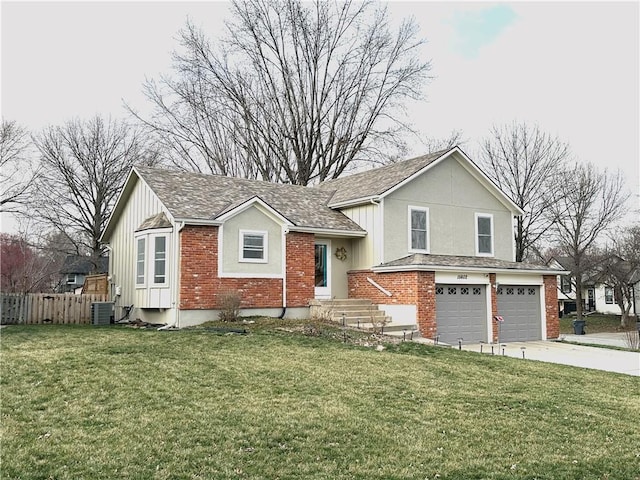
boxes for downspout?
[159,221,185,331]
[280,226,288,319]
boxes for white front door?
[314,241,331,298]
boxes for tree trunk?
[575,275,583,321]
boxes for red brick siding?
[285,232,315,307]
[179,225,283,310]
[490,273,499,342]
[544,275,560,339]
[415,272,437,338]
[348,270,436,338]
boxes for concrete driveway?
[460,337,640,376]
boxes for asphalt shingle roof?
[377,253,562,272]
[316,149,447,205]
[61,256,109,274]
[135,167,365,233]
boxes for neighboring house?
[551,256,637,316]
[101,146,563,343]
[59,255,109,293]
[548,258,576,317]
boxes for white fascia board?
[214,196,293,226]
[372,264,568,276]
[100,167,138,243]
[287,226,367,237]
[453,148,525,215]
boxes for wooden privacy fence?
[1,293,109,325]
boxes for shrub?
[218,291,241,322]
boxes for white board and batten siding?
[107,176,174,322]
[340,202,382,269]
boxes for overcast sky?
[1,1,639,232]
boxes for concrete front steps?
[309,298,419,336]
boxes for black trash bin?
[573,320,586,335]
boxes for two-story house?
[101,147,562,343]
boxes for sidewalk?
[559,332,631,348]
[459,334,640,376]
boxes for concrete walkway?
[459,336,639,376]
[560,332,630,348]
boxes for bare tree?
[0,233,58,293]
[31,116,159,267]
[600,226,640,327]
[479,122,570,262]
[547,163,629,321]
[132,0,431,185]
[0,119,39,212]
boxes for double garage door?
[435,284,541,344]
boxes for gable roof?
[134,167,365,234]
[316,146,524,214]
[316,149,446,205]
[137,212,172,232]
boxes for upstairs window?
[66,274,77,284]
[136,238,146,285]
[240,230,267,263]
[409,206,429,253]
[475,213,494,256]
[561,275,572,293]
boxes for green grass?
[2,321,639,480]
[559,314,637,334]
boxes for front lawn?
[559,313,637,334]
[1,322,639,480]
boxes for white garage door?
[496,286,542,342]
[435,285,487,345]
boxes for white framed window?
[135,232,170,287]
[475,213,494,256]
[604,286,614,304]
[561,275,572,294]
[239,230,267,263]
[153,236,167,285]
[66,274,77,284]
[408,206,429,253]
[136,237,146,285]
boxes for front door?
[587,288,595,311]
[314,241,331,298]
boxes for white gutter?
[287,226,366,237]
[327,196,381,209]
[160,221,186,330]
[172,217,222,226]
[372,264,569,276]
